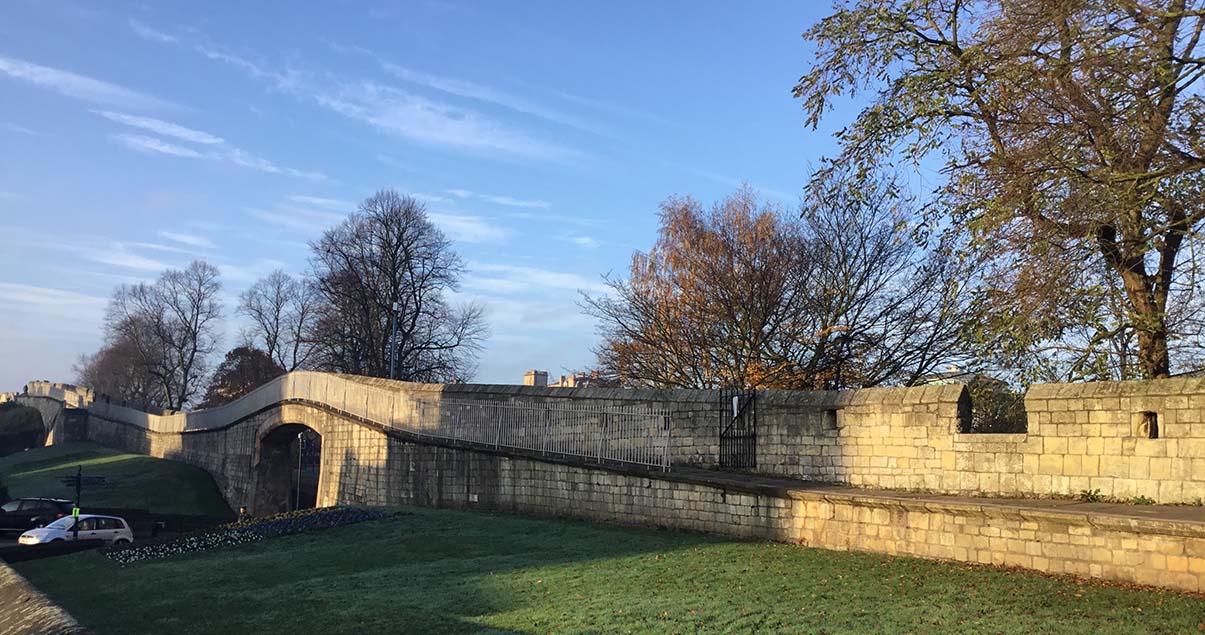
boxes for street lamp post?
[295,431,303,510]
[388,300,401,380]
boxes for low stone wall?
[336,438,1205,593]
[81,390,1205,593]
[82,372,1205,504]
[0,561,87,635]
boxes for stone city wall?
[74,372,1205,592]
[82,372,1205,504]
[343,439,1205,593]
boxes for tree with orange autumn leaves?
[585,176,969,390]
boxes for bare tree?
[239,270,319,371]
[104,261,223,410]
[74,334,167,411]
[585,182,967,390]
[308,190,487,382]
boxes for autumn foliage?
[586,181,966,390]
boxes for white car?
[18,514,134,546]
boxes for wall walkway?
[22,371,1205,593]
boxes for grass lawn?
[0,442,231,517]
[15,507,1204,635]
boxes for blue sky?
[0,1,853,391]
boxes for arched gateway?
[252,423,323,516]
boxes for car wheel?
[113,538,130,545]
[50,538,63,542]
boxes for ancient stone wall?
[72,374,1205,592]
[347,438,1205,593]
[0,561,88,634]
[79,372,1205,504]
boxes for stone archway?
[0,402,46,456]
[252,423,323,516]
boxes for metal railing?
[88,372,674,472]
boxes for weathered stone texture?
[0,561,87,635]
[368,439,1205,593]
[55,371,1205,593]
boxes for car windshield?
[0,501,19,512]
[44,516,75,530]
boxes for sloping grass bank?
[0,442,231,517]
[15,506,1204,635]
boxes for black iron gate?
[718,388,756,469]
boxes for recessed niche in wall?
[1134,411,1160,439]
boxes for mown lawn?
[15,506,1204,635]
[0,441,231,517]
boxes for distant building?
[522,369,617,388]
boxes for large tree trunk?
[1117,262,1171,379]
[1136,324,1172,379]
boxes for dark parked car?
[0,498,73,533]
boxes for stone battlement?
[22,370,1205,592]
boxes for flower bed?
[105,507,391,565]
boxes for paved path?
[659,466,1205,528]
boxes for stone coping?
[366,412,1205,539]
[661,468,1205,538]
[89,394,1205,540]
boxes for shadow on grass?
[0,441,231,517]
[15,503,1205,635]
[16,506,720,635]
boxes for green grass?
[15,507,1203,635]
[0,442,231,517]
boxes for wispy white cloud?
[159,230,215,249]
[411,192,448,204]
[458,292,596,332]
[382,63,601,134]
[94,110,223,144]
[217,257,288,284]
[560,233,600,249]
[480,194,549,209]
[507,211,601,227]
[427,212,511,244]
[112,133,202,158]
[67,241,174,271]
[439,188,550,209]
[287,195,355,210]
[101,113,326,180]
[0,55,171,110]
[693,170,801,204]
[129,23,577,163]
[226,147,325,180]
[128,19,178,44]
[126,241,194,255]
[0,282,108,308]
[556,89,673,127]
[469,263,608,294]
[2,122,38,136]
[316,82,578,162]
[194,45,299,90]
[126,19,300,92]
[246,206,345,234]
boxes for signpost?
[57,466,106,539]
